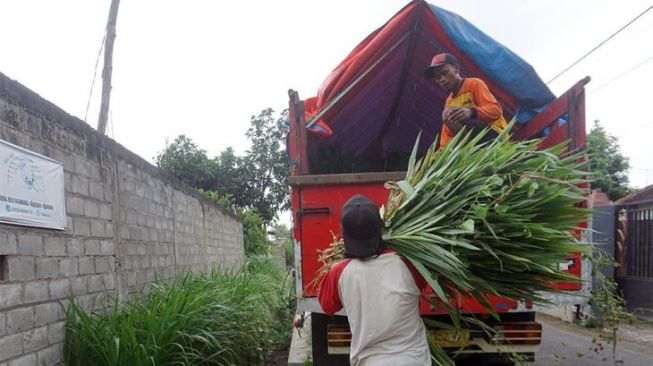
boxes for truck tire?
[311,313,350,366]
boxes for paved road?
[536,317,653,366]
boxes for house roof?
[615,184,653,206]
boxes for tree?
[155,108,291,255]
[586,120,632,200]
[241,108,290,223]
[155,109,290,224]
[155,135,216,190]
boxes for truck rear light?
[492,322,542,345]
[327,324,352,348]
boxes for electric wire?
[547,4,653,84]
[588,54,653,94]
[83,31,106,123]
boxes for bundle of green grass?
[381,126,590,318]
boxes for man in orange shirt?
[424,53,507,148]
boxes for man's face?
[433,63,461,92]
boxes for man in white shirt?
[318,194,430,366]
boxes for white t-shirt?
[318,251,430,366]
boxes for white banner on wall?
[0,138,66,230]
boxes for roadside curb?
[288,312,313,365]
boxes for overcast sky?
[1,0,652,189]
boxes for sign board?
[0,138,66,230]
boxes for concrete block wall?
[117,160,178,295]
[172,191,206,271]
[202,202,245,273]
[0,72,244,365]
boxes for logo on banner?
[7,156,44,192]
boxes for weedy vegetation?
[64,256,294,366]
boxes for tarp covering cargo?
[297,0,555,172]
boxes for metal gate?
[615,205,653,316]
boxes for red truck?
[287,1,589,364]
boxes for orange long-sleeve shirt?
[439,78,507,148]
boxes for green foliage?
[157,140,249,208]
[386,125,590,311]
[155,109,290,224]
[197,188,235,209]
[214,147,248,207]
[586,120,632,200]
[284,235,295,269]
[553,354,567,366]
[241,108,291,222]
[247,256,296,350]
[269,222,294,268]
[155,135,216,189]
[64,257,292,366]
[586,247,635,361]
[241,209,269,256]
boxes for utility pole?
[97,0,121,135]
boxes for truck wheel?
[311,313,350,366]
